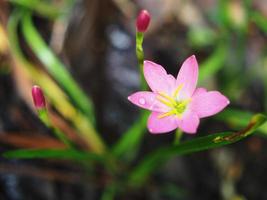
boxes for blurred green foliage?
[1,0,267,199]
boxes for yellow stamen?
[158,110,176,118]
[173,84,183,98]
[156,96,173,107]
[158,92,176,105]
[177,99,191,107]
[155,85,190,120]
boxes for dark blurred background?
[0,0,267,199]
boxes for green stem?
[38,109,73,148]
[174,129,183,145]
[136,31,146,90]
[101,183,117,200]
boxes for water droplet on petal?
[139,98,146,105]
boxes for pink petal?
[192,87,207,97]
[176,55,199,99]
[190,91,230,118]
[178,111,200,134]
[147,112,179,134]
[128,91,169,112]
[144,61,176,95]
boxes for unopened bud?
[136,10,151,33]
[31,85,46,109]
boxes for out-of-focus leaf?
[217,0,231,28]
[216,109,267,135]
[112,111,149,161]
[7,11,106,154]
[9,0,62,19]
[0,133,66,149]
[20,11,107,153]
[216,109,253,127]
[251,12,267,34]
[199,43,227,83]
[128,114,267,187]
[21,12,95,124]
[3,149,103,161]
[188,27,216,48]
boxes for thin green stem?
[174,129,183,145]
[136,31,147,90]
[38,109,73,148]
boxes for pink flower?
[128,55,230,134]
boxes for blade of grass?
[111,111,149,160]
[216,109,267,135]
[21,12,96,124]
[7,10,106,153]
[20,11,107,153]
[3,148,103,161]
[9,0,62,19]
[199,43,227,83]
[251,11,267,34]
[128,114,267,187]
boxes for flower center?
[156,85,190,119]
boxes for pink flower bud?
[31,85,46,109]
[136,10,151,32]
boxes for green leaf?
[216,108,253,127]
[9,0,62,19]
[199,43,227,83]
[3,149,103,161]
[21,12,96,125]
[216,109,267,135]
[19,11,108,153]
[7,11,106,154]
[251,11,267,34]
[128,114,267,187]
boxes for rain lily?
[128,55,230,134]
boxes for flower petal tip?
[184,129,197,134]
[148,128,154,133]
[222,95,230,107]
[148,128,168,134]
[143,60,153,66]
[188,55,197,63]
